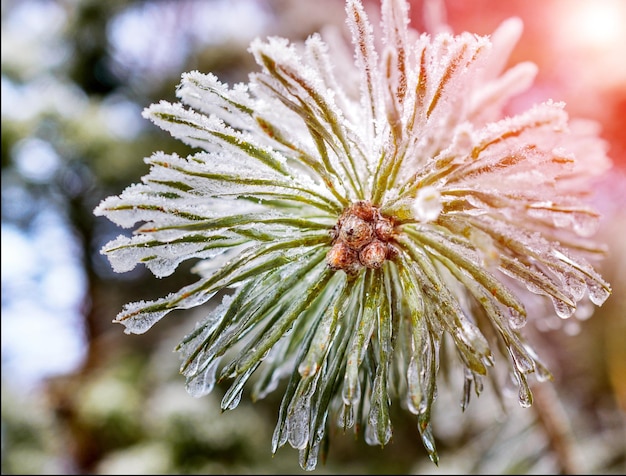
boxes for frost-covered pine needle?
[94,0,612,470]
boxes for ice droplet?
[534,360,553,382]
[222,386,243,410]
[508,345,535,374]
[412,186,443,222]
[365,403,392,446]
[185,358,221,398]
[517,375,533,408]
[507,307,527,329]
[272,419,289,453]
[299,441,320,471]
[287,396,311,450]
[406,357,426,415]
[551,296,576,319]
[586,278,610,306]
[221,366,255,411]
[563,273,586,302]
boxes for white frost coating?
[249,35,365,200]
[412,186,442,222]
[115,281,218,334]
[103,234,235,278]
[115,305,171,335]
[147,150,284,182]
[305,33,356,129]
[527,202,599,238]
[176,71,255,131]
[144,101,286,170]
[93,184,154,229]
[474,100,567,148]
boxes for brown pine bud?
[326,241,362,274]
[339,215,374,249]
[359,240,388,269]
[350,200,376,221]
[375,215,395,241]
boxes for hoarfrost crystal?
[94,0,612,470]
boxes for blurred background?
[1,0,625,474]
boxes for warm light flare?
[561,0,625,49]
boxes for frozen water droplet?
[461,373,472,411]
[271,419,289,452]
[517,376,533,408]
[222,386,243,410]
[534,361,553,382]
[365,399,392,446]
[185,358,220,398]
[287,397,311,450]
[509,346,535,374]
[508,308,527,329]
[587,278,610,306]
[221,367,255,411]
[299,441,320,471]
[563,273,586,301]
[406,357,426,415]
[364,420,378,446]
[412,186,442,222]
[551,296,576,319]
